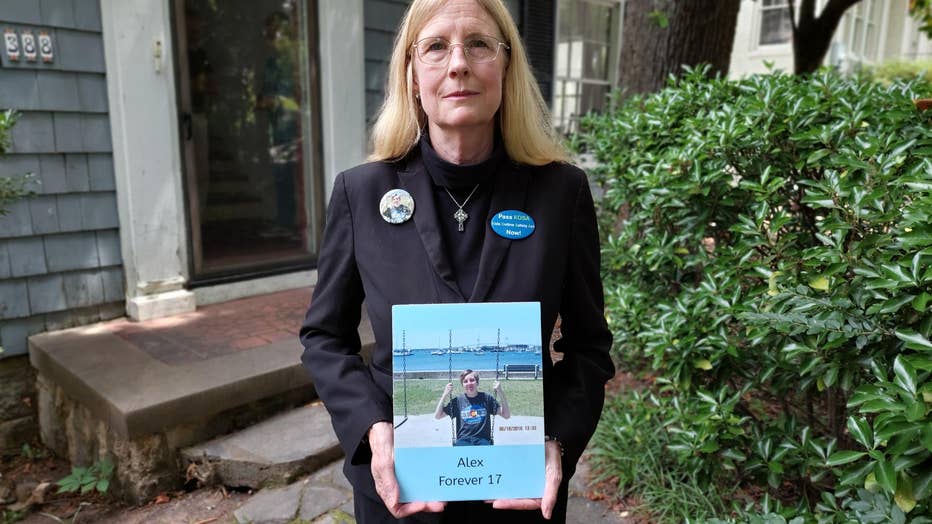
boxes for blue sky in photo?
[392,302,541,349]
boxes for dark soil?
[1,441,247,524]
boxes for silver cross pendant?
[453,208,468,232]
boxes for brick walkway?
[109,287,312,365]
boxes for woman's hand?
[368,422,446,518]
[444,382,454,397]
[490,439,563,519]
[492,380,502,392]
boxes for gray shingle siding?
[7,237,47,277]
[0,242,10,279]
[0,1,41,25]
[0,317,44,355]
[28,195,60,234]
[1,1,124,357]
[364,0,410,126]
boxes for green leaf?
[847,416,873,450]
[915,466,932,500]
[96,479,110,493]
[875,458,897,495]
[839,461,875,486]
[647,9,669,28]
[808,276,830,291]
[895,474,917,513]
[860,397,905,413]
[808,148,832,164]
[865,471,880,492]
[693,358,713,370]
[905,399,926,422]
[882,264,915,283]
[908,355,932,372]
[895,329,932,351]
[826,450,867,466]
[721,448,747,461]
[912,252,924,281]
[893,355,918,396]
[922,424,932,452]
[913,292,932,312]
[880,295,917,314]
[875,420,920,441]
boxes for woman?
[299,0,614,522]
[435,370,510,446]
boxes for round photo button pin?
[380,189,415,224]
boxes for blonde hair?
[368,0,569,165]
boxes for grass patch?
[589,389,730,523]
[392,378,543,417]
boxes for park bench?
[503,364,540,380]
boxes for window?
[759,0,793,46]
[553,0,619,134]
[843,0,883,62]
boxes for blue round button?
[490,210,536,240]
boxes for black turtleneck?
[419,133,506,299]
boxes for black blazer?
[299,149,615,500]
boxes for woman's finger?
[540,440,563,520]
[395,501,447,517]
[491,498,541,511]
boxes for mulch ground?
[1,443,247,524]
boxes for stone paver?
[234,480,307,523]
[182,402,343,489]
[300,485,351,521]
[233,467,354,524]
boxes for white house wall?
[731,0,932,77]
[730,0,796,76]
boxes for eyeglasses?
[411,35,510,65]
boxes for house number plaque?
[2,27,54,66]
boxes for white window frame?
[841,0,890,64]
[757,0,794,47]
[552,0,622,134]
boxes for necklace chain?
[443,184,480,232]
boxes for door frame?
[170,0,326,285]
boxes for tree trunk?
[618,0,741,96]
[792,0,862,74]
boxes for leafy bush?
[0,110,37,216]
[590,388,731,521]
[57,458,114,495]
[868,60,932,86]
[581,67,932,520]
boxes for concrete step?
[28,287,375,502]
[182,402,343,489]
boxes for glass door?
[174,0,322,282]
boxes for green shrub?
[581,67,932,520]
[57,458,114,495]
[590,388,731,521]
[0,110,37,216]
[868,60,932,86]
